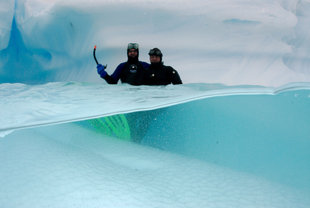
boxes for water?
[1,82,310,207]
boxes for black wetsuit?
[101,60,150,86]
[143,62,182,85]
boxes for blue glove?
[97,64,107,77]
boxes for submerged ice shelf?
[1,122,309,208]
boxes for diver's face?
[128,49,138,58]
[149,55,161,64]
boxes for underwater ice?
[1,0,310,207]
[1,83,310,207]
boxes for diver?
[143,48,182,85]
[97,43,150,85]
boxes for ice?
[0,123,309,207]
[2,82,309,132]
[1,0,310,85]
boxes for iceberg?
[1,0,310,85]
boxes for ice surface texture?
[1,0,310,85]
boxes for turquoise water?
[1,84,310,207]
[141,90,310,191]
[85,87,310,192]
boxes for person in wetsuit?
[143,48,182,85]
[97,43,149,85]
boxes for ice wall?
[1,0,310,86]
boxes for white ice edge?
[0,82,310,133]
